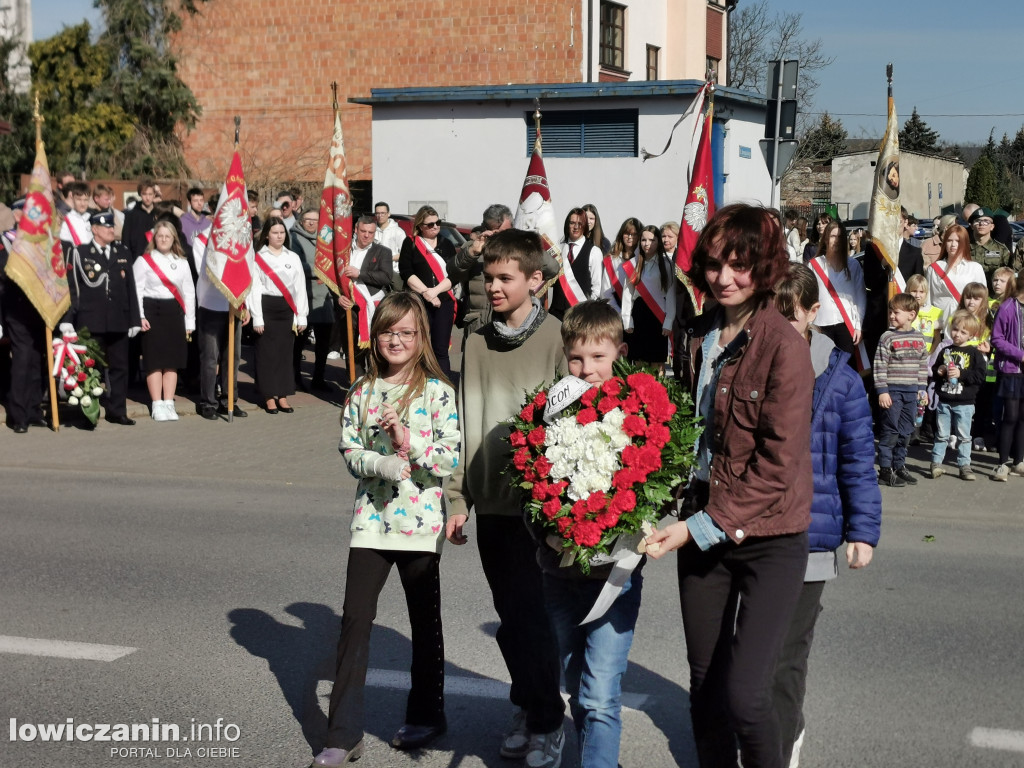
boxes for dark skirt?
[142,297,187,370]
[256,294,296,398]
[997,372,1024,400]
[627,294,669,365]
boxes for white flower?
[542,409,629,501]
[71,386,84,397]
[68,396,79,405]
[91,386,103,397]
[80,395,92,407]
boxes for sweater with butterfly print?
[341,378,461,554]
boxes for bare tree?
[727,0,833,121]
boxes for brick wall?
[176,1,583,189]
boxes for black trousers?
[425,300,455,379]
[772,580,826,767]
[678,532,808,768]
[96,331,129,419]
[311,322,333,384]
[197,307,241,409]
[477,515,565,734]
[325,548,445,749]
[4,294,45,426]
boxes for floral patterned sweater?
[340,377,461,554]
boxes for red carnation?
[622,445,640,467]
[620,391,641,414]
[601,378,623,397]
[586,491,607,512]
[513,447,530,471]
[646,424,671,448]
[572,520,603,547]
[557,517,574,534]
[597,396,621,415]
[581,388,598,406]
[542,499,562,519]
[609,489,636,514]
[534,455,553,479]
[647,399,676,423]
[63,380,75,390]
[577,407,598,426]
[532,479,549,501]
[639,444,662,473]
[84,358,96,368]
[614,467,642,490]
[548,480,569,498]
[596,510,621,529]
[527,426,546,447]
[623,414,647,437]
[571,499,588,521]
[510,430,527,448]
[520,403,535,421]
[533,390,547,407]
[65,359,75,369]
[77,372,88,383]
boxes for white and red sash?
[254,252,298,315]
[810,258,868,370]
[415,237,454,303]
[929,260,962,305]
[620,259,667,325]
[558,243,588,307]
[351,283,384,348]
[603,255,624,302]
[63,213,89,246]
[142,253,186,312]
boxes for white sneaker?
[993,464,1010,482]
[1012,461,1024,477]
[789,728,804,768]
[525,727,564,768]
[499,708,529,759]
[327,351,341,360]
[152,401,169,421]
[164,400,179,421]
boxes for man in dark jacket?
[337,216,393,379]
[121,179,157,260]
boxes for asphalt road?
[2,400,1023,768]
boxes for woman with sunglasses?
[399,205,457,377]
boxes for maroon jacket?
[685,300,813,543]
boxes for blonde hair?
[561,300,624,348]
[957,282,989,328]
[906,273,928,299]
[992,267,1017,304]
[347,292,452,421]
[145,221,185,259]
[948,309,982,339]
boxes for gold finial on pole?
[331,81,339,112]
[33,91,43,146]
[533,98,542,135]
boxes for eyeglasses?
[378,330,418,343]
[279,202,290,209]
[421,221,441,229]
[972,219,993,227]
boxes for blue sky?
[36,0,1024,145]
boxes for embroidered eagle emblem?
[683,185,709,234]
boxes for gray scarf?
[490,297,546,349]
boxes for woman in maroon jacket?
[647,204,813,768]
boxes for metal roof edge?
[349,80,765,109]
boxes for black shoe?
[105,415,136,426]
[275,398,294,414]
[28,417,49,428]
[878,467,905,488]
[217,405,248,418]
[200,406,219,421]
[894,466,918,485]
[12,424,28,434]
[391,723,446,751]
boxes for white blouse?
[251,246,310,327]
[811,256,866,331]
[927,258,986,324]
[132,251,197,332]
[620,255,677,333]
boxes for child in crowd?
[873,293,930,487]
[954,282,995,449]
[929,310,987,481]
[991,267,1017,310]
[313,292,461,767]
[907,274,942,352]
[772,264,881,766]
[953,282,992,353]
[990,280,1024,481]
[445,229,568,768]
[532,300,640,768]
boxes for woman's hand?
[254,325,265,335]
[424,290,441,308]
[852,329,862,345]
[297,324,307,333]
[446,514,468,545]
[140,319,151,332]
[645,520,691,559]
[339,295,354,311]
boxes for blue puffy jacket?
[808,337,882,553]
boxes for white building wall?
[720,118,775,206]
[370,96,772,231]
[832,151,965,220]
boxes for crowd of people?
[2,172,1024,768]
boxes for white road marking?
[320,669,650,711]
[969,727,1024,753]
[0,635,137,662]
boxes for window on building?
[600,2,626,71]
[646,45,660,81]
[526,110,638,158]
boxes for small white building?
[831,149,966,221]
[352,80,773,229]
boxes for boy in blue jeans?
[873,293,930,487]
[534,300,641,768]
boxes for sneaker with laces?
[164,400,179,421]
[929,463,944,479]
[152,400,169,422]
[499,708,530,759]
[894,466,917,485]
[993,464,1010,482]
[525,727,564,768]
[958,465,976,481]
[1012,462,1024,477]
[878,468,905,488]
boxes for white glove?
[128,326,141,338]
[59,322,76,337]
[373,454,410,483]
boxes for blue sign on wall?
[739,146,752,159]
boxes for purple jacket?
[992,298,1024,375]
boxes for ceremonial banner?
[676,92,715,312]
[313,109,352,300]
[514,129,562,293]
[868,70,902,298]
[204,150,254,309]
[4,140,69,328]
